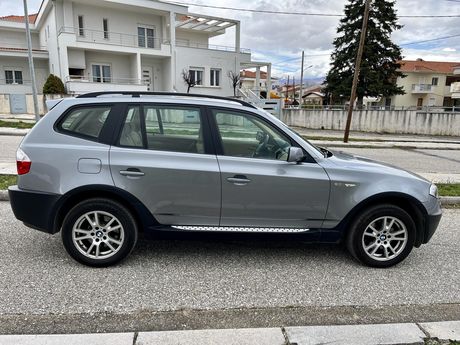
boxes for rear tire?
[346,204,416,268]
[61,198,138,267]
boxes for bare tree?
[227,70,241,97]
[182,69,199,93]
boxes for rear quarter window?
[57,105,112,140]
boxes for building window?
[5,70,23,84]
[103,19,109,39]
[210,68,221,86]
[138,26,155,48]
[78,15,84,36]
[92,64,111,83]
[432,77,439,86]
[190,68,203,86]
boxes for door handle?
[120,168,145,177]
[227,175,251,185]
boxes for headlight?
[429,184,439,198]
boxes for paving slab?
[0,333,134,345]
[285,323,426,345]
[136,328,285,345]
[421,321,460,340]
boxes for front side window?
[432,77,439,86]
[118,105,205,154]
[5,70,23,84]
[92,64,111,83]
[213,109,291,161]
[138,26,155,48]
[103,18,109,39]
[210,68,221,86]
[190,68,203,86]
[59,106,111,139]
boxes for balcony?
[65,76,148,94]
[411,84,433,93]
[453,67,460,75]
[58,27,171,55]
[175,39,251,54]
[451,82,460,99]
[0,42,48,58]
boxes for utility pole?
[293,76,296,104]
[343,0,371,143]
[286,75,290,101]
[300,50,305,107]
[23,0,40,122]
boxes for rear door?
[110,103,221,226]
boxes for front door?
[110,104,221,226]
[210,108,330,229]
[142,67,153,91]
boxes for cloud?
[442,47,457,52]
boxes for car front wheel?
[61,198,138,267]
[346,204,416,268]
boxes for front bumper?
[9,185,60,234]
[421,197,442,244]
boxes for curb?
[0,321,459,344]
[2,191,459,205]
[0,128,30,136]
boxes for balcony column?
[266,63,272,99]
[235,21,241,73]
[136,53,142,85]
[169,11,176,91]
[255,66,261,98]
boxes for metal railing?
[411,84,433,92]
[59,27,169,50]
[0,78,32,85]
[450,82,460,93]
[282,104,460,112]
[66,75,146,85]
[0,41,47,52]
[175,38,251,54]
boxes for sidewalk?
[1,321,459,345]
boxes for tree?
[228,70,241,97]
[182,69,199,93]
[43,74,66,94]
[324,0,405,106]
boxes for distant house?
[389,59,460,109]
[301,85,325,105]
[240,69,279,98]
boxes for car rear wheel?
[346,204,416,268]
[61,198,138,267]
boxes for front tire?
[61,198,138,267]
[346,204,416,268]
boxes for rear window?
[58,106,111,139]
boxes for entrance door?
[417,98,423,107]
[142,67,153,91]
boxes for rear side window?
[58,106,111,139]
[118,105,205,154]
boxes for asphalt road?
[0,201,459,334]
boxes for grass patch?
[0,120,34,129]
[0,174,17,190]
[437,183,460,197]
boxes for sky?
[1,0,460,79]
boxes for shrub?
[43,74,66,94]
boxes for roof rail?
[76,91,257,109]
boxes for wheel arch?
[51,185,160,234]
[336,192,427,247]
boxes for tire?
[61,198,138,267]
[346,204,416,268]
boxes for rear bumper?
[8,185,60,234]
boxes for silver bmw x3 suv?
[9,92,442,267]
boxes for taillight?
[16,148,31,175]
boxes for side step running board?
[171,226,310,233]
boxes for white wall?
[0,30,40,49]
[72,3,165,40]
[175,47,243,96]
[84,51,136,81]
[39,5,60,76]
[283,109,460,136]
[176,30,209,46]
[0,57,49,93]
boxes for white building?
[0,0,266,114]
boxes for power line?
[167,1,460,18]
[400,33,460,46]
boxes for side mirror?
[287,147,305,163]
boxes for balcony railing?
[0,78,32,85]
[66,75,146,85]
[59,27,169,50]
[0,42,47,53]
[175,38,251,54]
[451,82,460,94]
[411,84,433,93]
